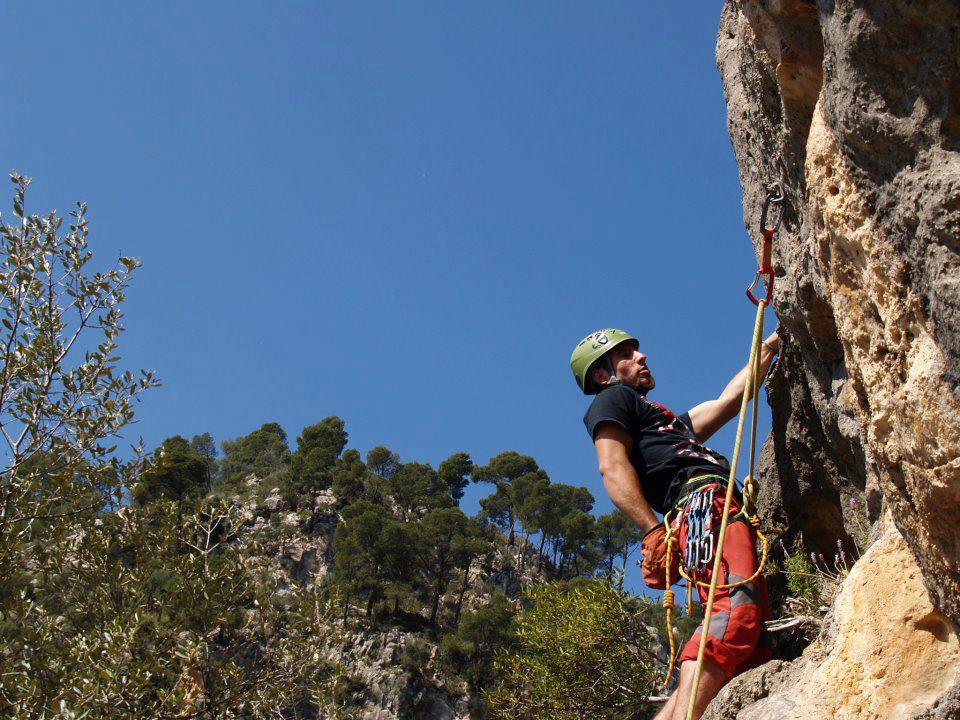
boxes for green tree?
[0,173,156,566]
[366,445,400,479]
[487,579,660,720]
[479,486,512,537]
[410,508,488,627]
[594,510,645,585]
[189,431,218,491]
[133,435,210,505]
[439,591,517,692]
[510,469,551,568]
[0,176,347,718]
[218,422,291,491]
[331,499,408,617]
[330,448,369,506]
[365,445,399,504]
[3,498,347,717]
[541,483,594,571]
[473,451,540,545]
[289,416,348,495]
[387,461,451,520]
[515,472,554,571]
[558,507,598,577]
[438,451,473,501]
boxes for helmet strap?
[601,355,620,389]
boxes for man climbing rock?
[570,328,779,720]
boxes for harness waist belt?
[674,473,742,511]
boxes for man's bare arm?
[686,331,780,443]
[593,422,660,532]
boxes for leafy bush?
[219,423,291,492]
[486,578,660,720]
[288,416,348,496]
[400,638,432,675]
[782,536,821,605]
[438,592,516,691]
[133,435,211,505]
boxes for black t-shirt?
[583,383,730,514]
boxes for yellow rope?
[684,298,767,720]
[661,510,678,688]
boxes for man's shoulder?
[583,384,648,427]
[586,383,634,408]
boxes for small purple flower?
[818,553,826,564]
[810,552,817,565]
[837,539,843,551]
[839,549,847,563]
[849,498,856,510]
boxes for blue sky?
[1,2,776,596]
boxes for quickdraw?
[659,188,783,702]
[745,185,784,306]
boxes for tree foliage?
[0,172,156,573]
[133,435,210,505]
[594,509,645,585]
[409,507,487,627]
[0,172,675,719]
[474,451,541,545]
[289,416,348,495]
[331,500,409,618]
[190,431,219,487]
[438,451,473,501]
[219,422,291,491]
[438,591,517,692]
[487,579,660,720]
[330,448,368,506]
[2,499,350,718]
[0,176,350,718]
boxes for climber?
[570,328,780,720]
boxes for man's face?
[596,341,655,393]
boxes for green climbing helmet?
[570,329,639,395]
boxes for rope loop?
[742,473,758,517]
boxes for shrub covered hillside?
[0,174,691,719]
[125,420,668,717]
[5,418,677,718]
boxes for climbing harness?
[659,187,783,704]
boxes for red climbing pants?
[674,483,771,680]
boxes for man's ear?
[591,366,611,389]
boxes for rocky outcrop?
[319,625,471,720]
[231,487,474,720]
[703,515,960,720]
[230,485,559,720]
[716,1,960,716]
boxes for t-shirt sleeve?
[583,385,641,441]
[679,411,695,434]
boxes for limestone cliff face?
[704,514,960,720]
[714,1,960,716]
